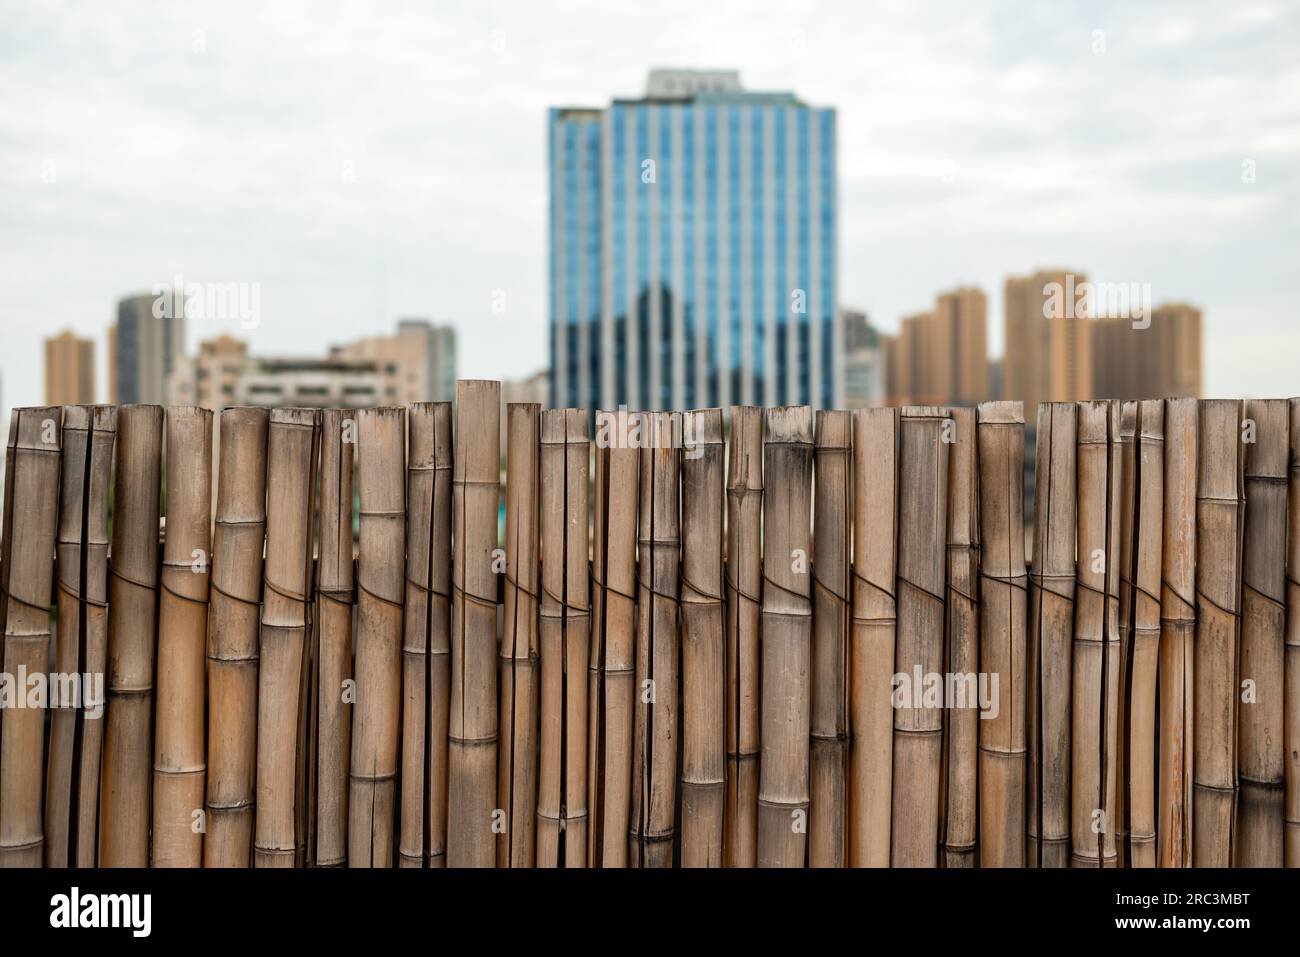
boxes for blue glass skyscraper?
[549,69,839,414]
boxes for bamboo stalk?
[1157,397,1197,868]
[152,406,213,866]
[313,409,355,867]
[1193,399,1244,867]
[725,406,762,867]
[45,406,115,867]
[630,412,681,867]
[976,400,1026,867]
[599,414,638,867]
[758,406,812,868]
[1111,402,1138,868]
[427,406,453,867]
[941,407,979,868]
[587,426,611,865]
[349,407,404,866]
[1287,397,1300,867]
[538,408,591,866]
[99,403,162,867]
[1027,403,1076,867]
[1236,398,1286,866]
[447,380,500,868]
[849,408,898,867]
[0,407,61,867]
[1128,400,1164,868]
[680,408,725,867]
[498,403,539,867]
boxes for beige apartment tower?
[882,286,988,406]
[44,330,96,406]
[1002,269,1094,414]
[1092,302,1202,399]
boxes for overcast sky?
[1,0,1296,418]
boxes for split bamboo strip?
[976,401,1026,867]
[1157,397,1197,868]
[725,406,763,867]
[680,408,725,867]
[586,425,611,865]
[0,407,61,867]
[204,407,268,867]
[497,403,539,868]
[400,403,452,867]
[349,407,405,866]
[1287,397,1300,866]
[599,415,638,867]
[99,403,162,867]
[1111,402,1138,868]
[1193,399,1244,867]
[631,412,681,867]
[447,380,500,868]
[255,408,320,867]
[1127,400,1164,868]
[849,408,899,867]
[1236,398,1286,866]
[45,405,115,868]
[152,406,213,866]
[758,406,813,868]
[313,409,355,868]
[1027,403,1076,867]
[537,408,590,866]
[941,407,979,868]
[891,407,949,868]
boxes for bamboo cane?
[538,408,591,866]
[1027,403,1076,867]
[891,407,949,868]
[99,403,162,867]
[45,406,115,867]
[152,406,213,866]
[1111,402,1138,868]
[204,407,268,867]
[348,407,404,866]
[849,408,898,867]
[599,414,638,867]
[587,425,611,866]
[427,405,453,867]
[1158,397,1197,868]
[1236,398,1286,866]
[681,408,725,867]
[977,400,1026,867]
[1193,399,1244,867]
[1287,397,1300,866]
[0,407,61,867]
[725,406,763,867]
[758,406,812,868]
[1128,400,1164,868]
[941,407,979,868]
[631,412,681,867]
[499,403,539,867]
[447,380,500,868]
[314,409,355,867]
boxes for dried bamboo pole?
[204,407,268,867]
[0,407,61,867]
[587,426,611,865]
[1128,400,1164,868]
[941,407,979,868]
[976,401,1026,867]
[599,416,638,867]
[100,403,162,867]
[1236,398,1286,866]
[725,406,762,867]
[313,409,355,868]
[680,409,726,867]
[1111,402,1138,868]
[400,403,451,867]
[348,407,405,866]
[498,403,539,867]
[630,412,681,867]
[1287,397,1300,867]
[538,408,591,866]
[152,406,213,866]
[447,380,500,868]
[849,408,898,867]
[1157,397,1197,868]
[1193,399,1244,867]
[45,406,115,867]
[1027,403,1076,868]
[758,406,813,868]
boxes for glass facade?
[549,81,838,414]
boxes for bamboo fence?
[1,391,1297,868]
